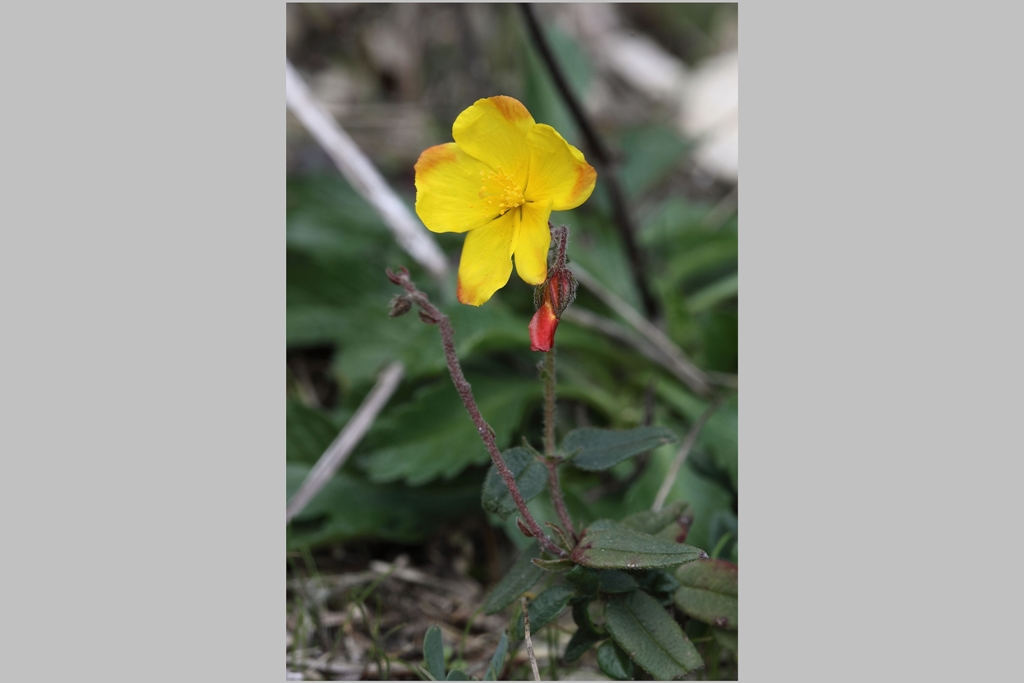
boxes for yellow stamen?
[477,167,525,216]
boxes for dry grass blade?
[286,361,405,523]
[652,397,725,511]
[569,263,715,397]
[521,597,541,682]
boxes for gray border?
[2,2,282,679]
[4,0,1020,679]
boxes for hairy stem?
[387,268,567,558]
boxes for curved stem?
[388,268,567,558]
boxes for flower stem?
[541,348,574,538]
[540,225,576,539]
[387,267,568,558]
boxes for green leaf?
[359,377,539,485]
[688,273,738,313]
[564,627,603,664]
[286,400,341,465]
[565,565,599,596]
[572,601,601,636]
[597,640,635,681]
[655,387,738,491]
[483,543,544,615]
[605,591,704,679]
[481,447,548,519]
[673,559,738,630]
[515,585,574,640]
[571,527,706,570]
[531,557,574,572]
[563,426,678,471]
[619,500,693,539]
[711,627,737,656]
[423,625,446,681]
[598,571,639,594]
[617,126,690,200]
[445,670,470,681]
[286,465,480,549]
[482,631,508,681]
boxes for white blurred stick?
[286,361,405,524]
[285,61,449,281]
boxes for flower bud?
[516,517,534,538]
[388,295,412,318]
[528,267,577,352]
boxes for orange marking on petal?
[415,144,458,176]
[569,162,597,203]
[489,95,531,122]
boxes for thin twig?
[570,263,716,397]
[518,4,659,320]
[387,268,568,559]
[521,597,542,682]
[285,61,449,282]
[652,397,724,512]
[286,361,405,524]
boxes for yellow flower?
[414,96,597,306]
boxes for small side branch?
[287,361,405,524]
[387,267,567,559]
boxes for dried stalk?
[286,361,405,523]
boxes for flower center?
[478,168,525,216]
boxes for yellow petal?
[524,124,597,211]
[414,143,501,234]
[513,201,553,286]
[456,211,519,306]
[452,96,535,189]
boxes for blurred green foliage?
[286,5,737,568]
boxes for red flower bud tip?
[529,299,559,352]
[529,267,576,352]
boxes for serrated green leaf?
[563,426,678,471]
[359,377,539,485]
[445,670,470,681]
[481,447,548,519]
[423,625,446,681]
[286,465,479,549]
[605,590,704,679]
[674,559,738,630]
[483,543,544,615]
[572,527,706,570]
[515,585,574,640]
[597,640,635,680]
[482,631,508,681]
